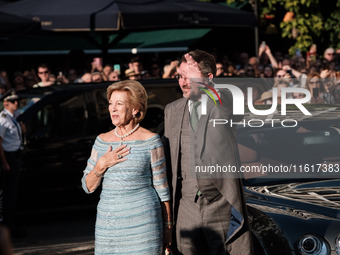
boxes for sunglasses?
[38,71,49,74]
[7,99,18,104]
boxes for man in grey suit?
[163,50,253,255]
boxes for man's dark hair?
[180,49,217,77]
[36,63,50,72]
[130,56,142,64]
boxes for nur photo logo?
[193,78,313,128]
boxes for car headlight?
[298,234,329,255]
[336,235,340,255]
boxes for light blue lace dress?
[81,134,170,255]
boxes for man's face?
[132,62,142,72]
[275,70,287,82]
[4,100,18,112]
[324,50,335,62]
[176,62,204,100]
[91,73,103,83]
[216,63,224,76]
[37,67,50,82]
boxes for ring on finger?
[118,154,123,159]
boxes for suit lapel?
[173,98,188,138]
[169,98,187,222]
[171,98,188,176]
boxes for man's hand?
[320,69,331,79]
[184,53,202,78]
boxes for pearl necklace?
[114,123,140,145]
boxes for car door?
[17,90,102,212]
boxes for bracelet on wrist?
[93,169,103,178]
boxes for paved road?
[11,209,96,255]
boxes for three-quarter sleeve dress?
[81,134,170,255]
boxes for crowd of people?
[238,44,340,105]
[0,43,340,105]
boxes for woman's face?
[108,91,136,127]
[103,65,112,76]
[263,66,273,77]
[308,77,321,90]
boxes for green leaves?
[215,0,337,55]
[324,0,340,49]
[273,0,322,54]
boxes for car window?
[27,94,88,139]
[143,85,182,131]
[238,121,340,181]
[146,86,182,106]
[95,89,109,120]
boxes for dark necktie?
[190,101,201,132]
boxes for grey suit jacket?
[163,89,253,254]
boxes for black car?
[239,106,340,255]
[3,80,181,213]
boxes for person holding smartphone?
[306,72,325,104]
[258,42,279,70]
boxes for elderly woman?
[81,80,172,254]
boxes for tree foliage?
[260,0,324,55]
[324,0,340,49]
[222,0,339,55]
